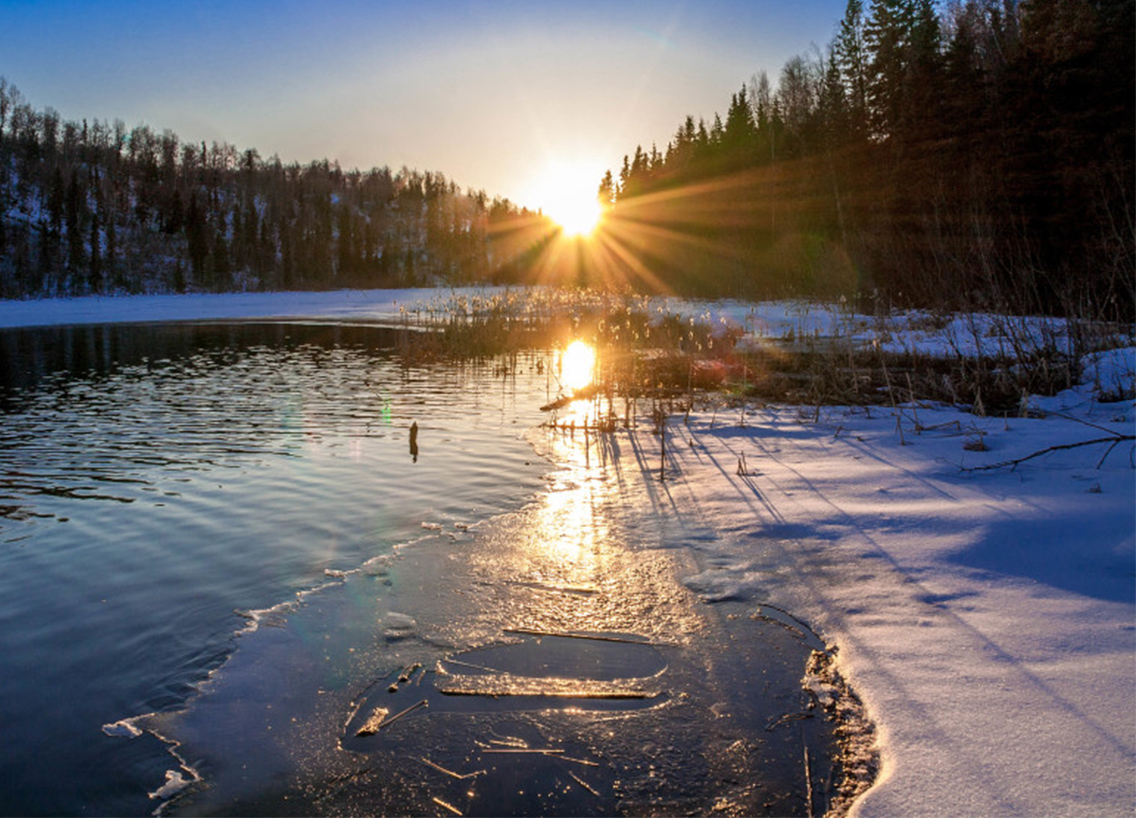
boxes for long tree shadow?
[946,515,1135,604]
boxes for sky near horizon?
[2,0,848,211]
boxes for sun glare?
[533,162,604,237]
[550,197,602,237]
[560,340,596,392]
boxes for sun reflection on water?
[558,340,596,392]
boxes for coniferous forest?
[1,0,1133,322]
[596,0,1134,320]
[0,77,549,300]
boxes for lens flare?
[551,199,602,237]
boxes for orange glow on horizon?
[488,157,855,297]
[528,162,604,238]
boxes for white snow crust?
[0,287,457,329]
[664,398,1133,816]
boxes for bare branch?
[962,435,1135,472]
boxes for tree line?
[0,78,551,299]
[597,0,1134,320]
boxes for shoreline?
[648,399,1134,816]
[150,413,850,816]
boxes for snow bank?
[654,393,1134,816]
[0,287,501,329]
[657,297,1136,366]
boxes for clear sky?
[1,0,849,210]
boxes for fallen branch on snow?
[961,435,1135,472]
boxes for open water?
[0,322,550,815]
[0,320,837,816]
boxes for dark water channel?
[0,320,837,816]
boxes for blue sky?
[2,0,849,208]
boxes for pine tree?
[723,85,758,169]
[65,167,85,279]
[864,0,917,139]
[88,210,101,292]
[185,193,208,287]
[597,170,615,210]
[834,0,870,137]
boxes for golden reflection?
[559,340,596,392]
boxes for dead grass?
[395,288,1133,417]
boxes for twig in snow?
[1096,438,1125,469]
[961,435,1135,472]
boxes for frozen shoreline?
[0,287,453,329]
[653,400,1134,816]
[3,288,1133,815]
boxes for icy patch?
[362,553,394,576]
[234,599,297,635]
[101,717,145,738]
[382,611,418,641]
[148,769,192,801]
[682,563,769,603]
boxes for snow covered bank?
[0,287,487,329]
[651,379,1134,815]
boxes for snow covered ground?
[664,393,1134,816]
[0,287,448,329]
[1,288,1132,815]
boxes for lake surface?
[0,320,837,816]
[0,322,550,816]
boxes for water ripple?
[0,322,552,816]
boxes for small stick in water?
[419,757,484,780]
[355,707,390,737]
[357,698,427,736]
[568,770,601,797]
[432,795,462,815]
[482,748,564,755]
[804,744,814,818]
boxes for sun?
[548,195,602,237]
[532,162,604,237]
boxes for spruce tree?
[834,0,870,137]
[864,0,917,140]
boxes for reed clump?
[394,288,1134,416]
